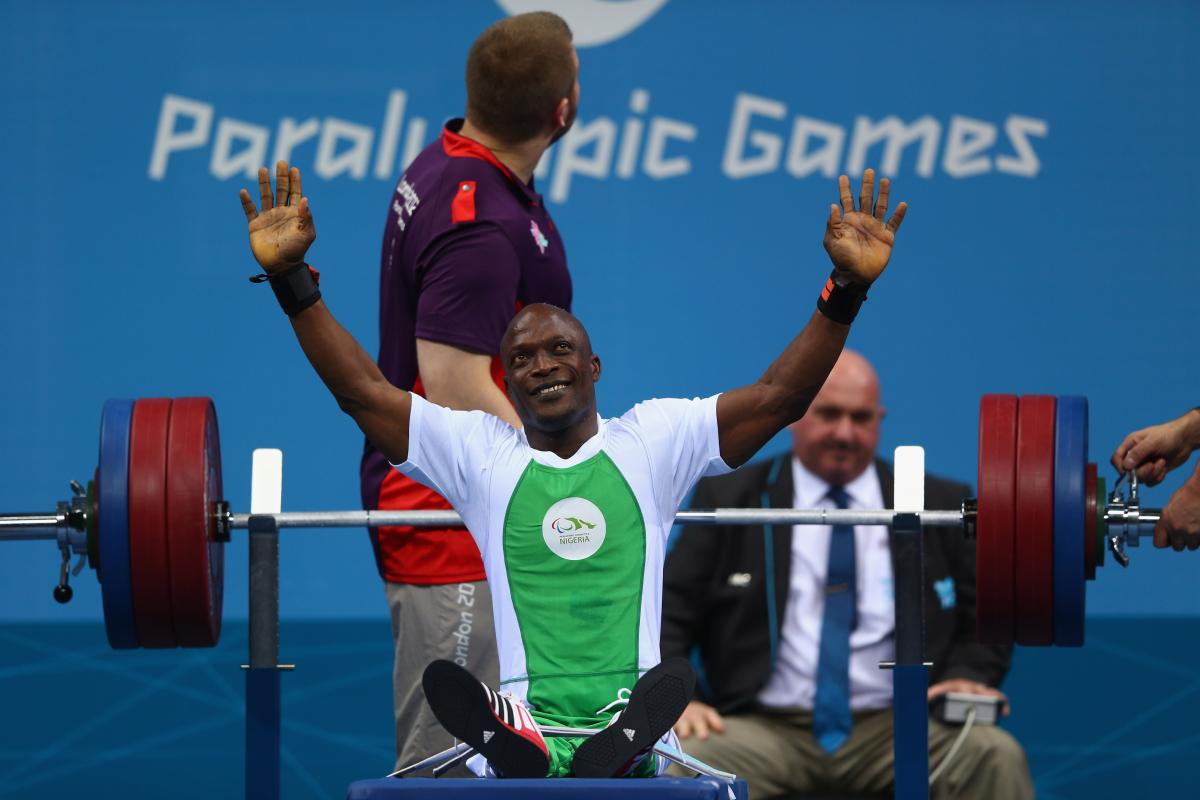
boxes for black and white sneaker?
[422,660,549,779]
[570,657,696,778]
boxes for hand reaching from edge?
[239,161,316,274]
[1156,466,1200,551]
[823,169,907,285]
[1111,409,1200,486]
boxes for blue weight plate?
[1085,464,1098,581]
[1053,396,1087,646]
[99,399,139,648]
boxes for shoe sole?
[422,660,548,778]
[570,657,696,778]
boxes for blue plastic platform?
[346,777,747,799]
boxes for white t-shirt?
[396,392,731,722]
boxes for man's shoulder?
[406,145,523,211]
[615,396,720,432]
[402,154,500,209]
[411,393,519,441]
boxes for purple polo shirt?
[361,119,572,584]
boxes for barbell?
[0,395,1161,650]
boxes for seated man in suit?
[662,350,1034,799]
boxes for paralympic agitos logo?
[551,516,597,535]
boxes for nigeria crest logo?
[542,497,607,560]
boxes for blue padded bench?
[346,777,748,799]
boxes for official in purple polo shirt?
[358,12,577,771]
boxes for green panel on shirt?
[502,451,646,723]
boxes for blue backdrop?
[2,0,1198,627]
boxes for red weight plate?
[129,398,176,648]
[976,395,1018,645]
[1015,395,1056,645]
[1084,463,1097,581]
[166,398,224,647]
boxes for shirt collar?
[520,414,607,468]
[440,119,543,206]
[791,457,881,510]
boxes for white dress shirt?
[757,458,896,710]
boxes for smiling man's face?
[501,304,600,434]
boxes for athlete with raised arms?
[238,161,907,778]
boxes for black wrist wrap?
[815,270,868,324]
[258,262,321,317]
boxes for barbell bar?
[0,394,1165,650]
[1,507,970,538]
[1,492,1159,539]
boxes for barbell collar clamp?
[54,549,72,604]
[1109,536,1130,568]
[1104,501,1161,553]
[961,498,978,538]
[214,501,231,543]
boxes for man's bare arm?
[717,170,906,468]
[717,313,850,468]
[290,300,413,464]
[417,340,521,428]
[239,161,413,464]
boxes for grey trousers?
[667,707,1034,799]
[385,580,499,773]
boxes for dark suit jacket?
[662,454,1013,714]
